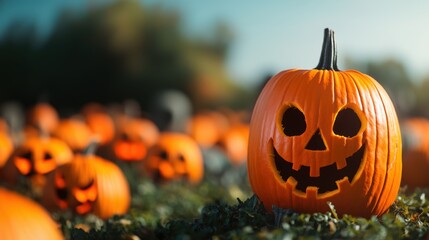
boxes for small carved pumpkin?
[53,118,93,152]
[13,136,73,177]
[144,132,204,184]
[401,118,429,190]
[0,187,64,240]
[248,29,402,218]
[113,117,160,161]
[43,149,130,219]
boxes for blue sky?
[1,0,429,87]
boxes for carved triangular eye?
[43,152,53,161]
[281,106,306,136]
[333,108,361,138]
[177,154,185,162]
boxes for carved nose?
[305,129,326,151]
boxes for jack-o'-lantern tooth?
[336,158,347,170]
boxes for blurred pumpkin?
[0,187,64,240]
[81,103,116,146]
[43,146,130,219]
[113,117,160,161]
[26,102,59,134]
[186,111,229,148]
[12,136,73,189]
[144,132,204,184]
[401,118,429,190]
[247,29,402,218]
[83,112,115,146]
[0,132,14,168]
[218,124,250,166]
[53,118,93,152]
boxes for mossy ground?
[52,162,429,240]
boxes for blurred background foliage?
[0,0,428,120]
[0,0,248,114]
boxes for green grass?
[53,172,429,240]
[3,157,428,239]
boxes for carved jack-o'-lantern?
[248,29,402,218]
[144,133,204,184]
[10,136,72,191]
[113,117,160,161]
[14,136,73,177]
[43,149,130,219]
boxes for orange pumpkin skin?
[14,136,73,177]
[84,112,115,146]
[144,133,204,184]
[219,124,250,166]
[53,118,93,152]
[248,29,402,218]
[401,118,429,190]
[186,111,230,148]
[113,118,160,161]
[0,187,64,240]
[27,103,59,134]
[43,154,130,220]
[0,132,14,168]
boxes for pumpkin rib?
[371,78,402,214]
[356,72,396,216]
[359,73,385,215]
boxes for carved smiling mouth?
[272,142,365,194]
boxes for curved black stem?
[315,28,339,71]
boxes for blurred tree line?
[344,58,429,120]
[2,0,429,121]
[0,0,251,114]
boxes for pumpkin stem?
[83,140,99,156]
[315,28,339,71]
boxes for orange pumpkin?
[247,29,402,218]
[0,132,14,168]
[186,111,230,148]
[144,132,204,184]
[53,118,93,152]
[219,124,250,166]
[43,149,130,219]
[14,136,73,177]
[81,103,116,146]
[83,112,115,146]
[113,117,160,161]
[26,102,59,134]
[0,187,64,240]
[401,118,429,190]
